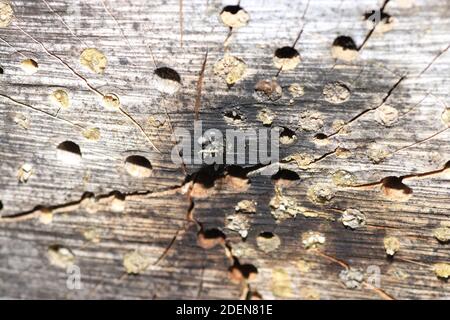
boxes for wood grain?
[0,0,449,299]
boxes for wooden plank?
[0,0,449,299]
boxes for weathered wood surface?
[0,0,449,299]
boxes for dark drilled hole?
[274,46,299,59]
[57,141,81,156]
[154,67,181,83]
[382,176,412,194]
[333,36,357,50]
[259,231,275,239]
[222,5,242,15]
[271,169,300,182]
[314,133,328,140]
[125,155,152,170]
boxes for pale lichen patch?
[298,111,324,132]
[368,144,390,164]
[341,209,366,229]
[384,236,400,256]
[82,228,101,243]
[433,227,450,243]
[225,214,251,238]
[301,231,326,249]
[288,83,304,98]
[284,153,315,169]
[82,127,101,141]
[17,163,33,183]
[257,108,275,126]
[323,82,350,104]
[0,2,14,27]
[253,79,282,102]
[307,184,335,205]
[375,104,399,127]
[433,263,450,279]
[50,89,70,109]
[123,250,151,274]
[332,170,357,187]
[214,55,247,85]
[80,48,107,74]
[235,200,257,214]
[12,113,29,130]
[271,268,292,298]
[339,268,364,289]
[270,187,304,221]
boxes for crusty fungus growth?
[123,250,151,274]
[257,108,275,126]
[124,155,152,178]
[226,214,251,238]
[220,5,250,28]
[375,104,399,127]
[332,170,357,187]
[256,232,281,253]
[47,245,75,269]
[301,231,326,249]
[323,81,351,104]
[433,227,450,243]
[339,268,364,289]
[213,55,247,85]
[197,228,226,249]
[298,111,324,132]
[154,67,182,94]
[50,89,70,109]
[56,141,82,165]
[235,200,257,214]
[288,83,304,98]
[253,79,282,102]
[17,163,33,183]
[433,263,450,279]
[102,93,121,109]
[341,209,366,229]
[284,152,315,169]
[271,268,292,298]
[384,236,400,256]
[0,2,13,27]
[331,36,358,62]
[367,143,390,163]
[80,48,107,74]
[381,177,412,201]
[20,59,39,74]
[307,184,335,205]
[273,46,300,70]
[82,127,101,141]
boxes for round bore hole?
[124,155,152,178]
[57,141,82,165]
